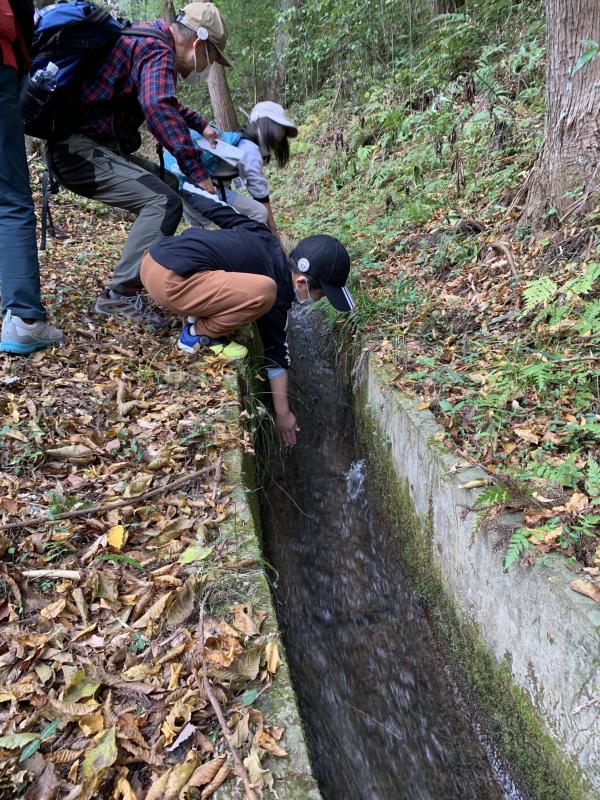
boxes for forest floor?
[272,56,600,590]
[0,191,286,799]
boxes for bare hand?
[199,178,216,194]
[202,124,219,148]
[276,410,300,446]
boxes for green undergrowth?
[270,3,600,573]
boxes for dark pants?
[0,65,45,320]
[50,135,183,291]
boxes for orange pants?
[141,253,277,339]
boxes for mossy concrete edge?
[352,352,599,800]
[215,377,321,799]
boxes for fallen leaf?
[45,444,95,464]
[131,591,172,631]
[107,524,126,550]
[565,492,589,515]
[0,732,39,749]
[513,427,539,444]
[200,762,230,799]
[265,641,283,674]
[40,597,66,620]
[166,577,196,627]
[178,544,213,564]
[570,579,600,603]
[187,755,227,788]
[80,726,118,793]
[161,701,192,745]
[458,478,490,490]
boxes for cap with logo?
[176,3,232,67]
[291,235,355,312]
[249,101,298,138]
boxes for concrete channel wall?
[354,353,600,800]
[215,451,321,800]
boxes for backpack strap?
[123,25,173,47]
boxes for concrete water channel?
[257,309,524,800]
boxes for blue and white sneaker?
[177,323,248,360]
[0,310,63,354]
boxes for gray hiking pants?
[49,134,182,291]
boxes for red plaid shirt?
[78,20,209,184]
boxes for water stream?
[258,309,524,800]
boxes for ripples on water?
[259,309,523,800]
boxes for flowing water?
[259,309,523,800]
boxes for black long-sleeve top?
[149,190,294,373]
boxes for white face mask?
[293,277,313,306]
[184,43,211,84]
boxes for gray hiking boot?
[93,289,169,329]
[0,311,63,354]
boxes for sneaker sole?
[177,339,197,354]
[0,341,52,354]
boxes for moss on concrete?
[354,389,590,800]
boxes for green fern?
[586,456,600,502]
[578,298,600,335]
[504,527,531,570]
[522,276,558,312]
[474,484,510,508]
[563,262,600,299]
[521,361,550,391]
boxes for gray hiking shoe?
[93,289,169,329]
[0,310,63,354]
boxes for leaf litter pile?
[0,191,286,799]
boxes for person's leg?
[0,66,63,353]
[50,135,182,325]
[141,254,277,339]
[226,190,269,225]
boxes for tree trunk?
[162,1,176,24]
[270,0,298,102]
[203,0,238,130]
[523,0,600,222]
[207,65,239,130]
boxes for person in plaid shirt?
[49,2,231,327]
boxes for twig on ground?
[0,467,211,532]
[481,240,519,277]
[194,593,258,800]
[572,696,600,715]
[211,456,223,503]
[21,569,81,580]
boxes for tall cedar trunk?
[205,1,238,130]
[162,1,176,24]
[523,0,600,221]
[207,64,239,129]
[270,0,298,102]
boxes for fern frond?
[504,527,531,571]
[522,277,558,312]
[521,361,550,391]
[586,457,600,500]
[563,262,600,299]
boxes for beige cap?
[176,3,232,67]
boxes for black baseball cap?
[290,235,355,312]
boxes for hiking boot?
[93,289,169,329]
[0,310,63,354]
[177,323,248,360]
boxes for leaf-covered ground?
[272,14,600,592]
[0,190,286,799]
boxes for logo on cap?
[196,26,208,40]
[297,258,310,273]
